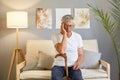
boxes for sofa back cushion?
[83,40,98,52]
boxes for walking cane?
[55,53,69,80]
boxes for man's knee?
[51,66,64,80]
[71,69,83,80]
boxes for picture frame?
[74,8,90,29]
[55,8,71,29]
[36,8,52,29]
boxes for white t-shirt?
[52,31,83,67]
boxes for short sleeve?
[77,34,83,48]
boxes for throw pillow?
[37,51,54,70]
[23,53,39,70]
[80,49,101,69]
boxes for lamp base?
[7,48,25,80]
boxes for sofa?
[17,40,110,80]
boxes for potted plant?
[88,0,120,79]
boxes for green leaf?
[88,2,120,71]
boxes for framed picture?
[36,8,52,29]
[74,8,90,29]
[56,8,71,29]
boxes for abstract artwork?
[36,8,52,29]
[74,8,90,29]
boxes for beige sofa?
[17,40,110,80]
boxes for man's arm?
[55,23,67,54]
[73,47,84,70]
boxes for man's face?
[63,20,74,33]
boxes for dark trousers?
[52,66,83,80]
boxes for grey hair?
[61,15,74,22]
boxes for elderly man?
[52,15,84,80]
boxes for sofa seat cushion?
[20,69,108,79]
[81,69,108,79]
[20,70,51,79]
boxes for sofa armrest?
[16,61,26,80]
[17,61,26,70]
[99,59,110,78]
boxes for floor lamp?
[7,11,28,80]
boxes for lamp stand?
[7,28,25,80]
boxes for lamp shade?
[7,11,28,28]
